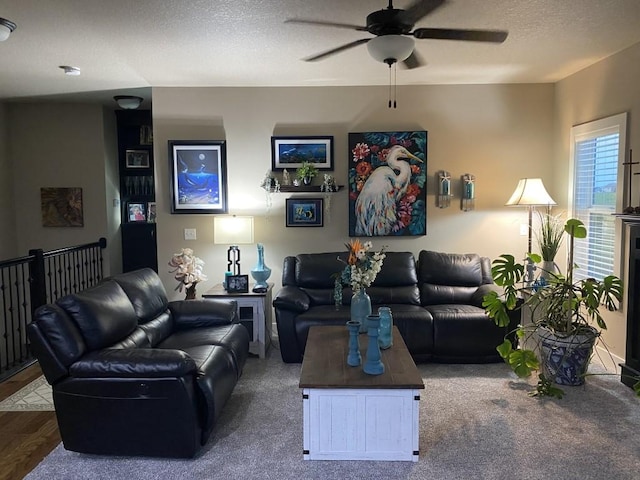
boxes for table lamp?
[505,178,557,284]
[214,215,254,276]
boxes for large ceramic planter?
[538,326,598,386]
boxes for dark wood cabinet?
[116,110,158,272]
[621,220,640,388]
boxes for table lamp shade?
[214,216,254,245]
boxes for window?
[569,113,627,280]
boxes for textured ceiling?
[1,0,640,103]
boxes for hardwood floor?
[0,364,60,480]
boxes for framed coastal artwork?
[348,131,427,237]
[168,140,228,214]
[285,197,324,227]
[271,136,333,171]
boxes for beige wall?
[0,103,17,259]
[7,103,119,275]
[554,41,640,364]
[152,83,555,302]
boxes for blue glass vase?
[351,288,371,334]
[363,315,384,375]
[378,306,393,349]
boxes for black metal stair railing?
[0,238,106,381]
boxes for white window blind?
[570,113,627,281]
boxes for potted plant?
[482,218,634,398]
[535,211,564,279]
[296,161,318,185]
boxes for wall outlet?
[184,228,197,240]
[519,224,528,236]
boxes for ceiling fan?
[286,0,508,69]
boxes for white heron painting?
[348,131,427,237]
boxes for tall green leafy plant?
[536,211,564,262]
[482,218,637,397]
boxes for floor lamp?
[214,215,254,276]
[506,178,557,284]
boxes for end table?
[202,283,273,358]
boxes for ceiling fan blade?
[403,0,447,24]
[413,27,508,43]
[285,18,367,31]
[401,50,426,70]
[302,39,371,62]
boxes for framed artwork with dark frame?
[286,197,324,227]
[226,274,249,293]
[348,131,427,237]
[127,202,147,222]
[271,136,333,171]
[40,187,84,227]
[125,149,150,169]
[168,140,228,214]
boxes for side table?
[202,283,273,359]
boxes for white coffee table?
[299,325,424,461]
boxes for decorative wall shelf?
[271,185,344,193]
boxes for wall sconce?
[114,95,143,110]
[0,18,16,42]
[461,174,475,211]
[437,171,452,208]
[213,215,254,275]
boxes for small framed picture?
[147,201,157,223]
[127,202,146,222]
[140,125,153,145]
[226,274,249,293]
[286,197,324,227]
[126,149,150,169]
[271,136,333,171]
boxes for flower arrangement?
[168,248,207,292]
[334,239,386,306]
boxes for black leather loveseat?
[27,268,249,458]
[273,250,515,364]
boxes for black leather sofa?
[273,250,515,364]
[27,268,250,458]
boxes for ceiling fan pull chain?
[388,62,393,108]
[393,62,397,108]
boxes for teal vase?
[250,243,271,292]
[363,315,384,375]
[351,288,371,334]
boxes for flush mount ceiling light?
[114,95,143,110]
[59,65,81,76]
[0,17,16,42]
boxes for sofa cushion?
[418,250,483,286]
[57,280,138,351]
[112,267,170,323]
[295,252,348,289]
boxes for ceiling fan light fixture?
[0,17,17,42]
[367,35,414,64]
[114,95,143,110]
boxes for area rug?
[0,375,54,412]
[25,349,640,480]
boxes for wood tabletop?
[299,325,424,389]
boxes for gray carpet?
[25,347,640,480]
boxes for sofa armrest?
[69,348,196,378]
[169,299,238,330]
[470,283,501,308]
[273,286,310,313]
